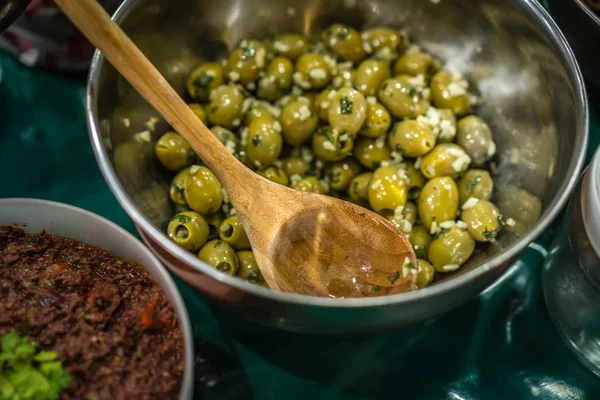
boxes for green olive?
[418,176,459,230]
[406,163,426,199]
[378,76,429,119]
[362,27,403,59]
[328,158,361,191]
[322,24,366,63]
[420,143,471,179]
[434,108,458,143]
[388,120,436,157]
[292,176,323,194]
[393,51,434,77]
[281,100,318,145]
[236,251,266,285]
[416,259,435,288]
[328,87,367,135]
[204,212,224,240]
[246,115,283,168]
[495,185,542,234]
[210,126,238,154]
[272,33,309,60]
[187,62,224,101]
[457,169,494,205]
[348,172,373,204]
[428,226,475,273]
[294,53,331,89]
[168,211,210,251]
[184,166,223,214]
[227,39,266,85]
[207,84,245,129]
[461,199,502,242]
[256,166,289,186]
[219,215,251,250]
[244,103,276,126]
[155,131,195,171]
[188,103,207,124]
[359,100,391,138]
[430,70,470,117]
[198,239,239,275]
[368,166,408,213]
[257,56,294,101]
[312,126,354,162]
[409,226,433,260]
[402,202,418,225]
[281,156,310,177]
[315,88,337,122]
[354,60,391,97]
[354,136,391,169]
[456,115,496,166]
[170,167,192,205]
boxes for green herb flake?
[359,212,366,217]
[0,332,71,400]
[374,285,381,292]
[175,214,192,224]
[242,46,256,57]
[382,82,388,91]
[210,105,219,113]
[408,88,418,98]
[339,96,353,115]
[335,27,349,40]
[214,240,223,248]
[395,144,404,153]
[194,72,214,89]
[247,270,265,284]
[252,134,262,147]
[388,270,400,284]
[497,214,506,227]
[466,175,481,193]
[414,245,426,259]
[483,226,502,240]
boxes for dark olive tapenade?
[0,226,185,400]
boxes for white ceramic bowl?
[0,198,194,400]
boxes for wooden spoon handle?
[54,0,248,184]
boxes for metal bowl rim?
[0,198,194,400]
[86,0,589,309]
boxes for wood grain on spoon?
[55,0,417,297]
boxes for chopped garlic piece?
[462,197,479,210]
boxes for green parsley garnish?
[248,270,265,284]
[339,96,353,115]
[194,72,214,89]
[0,332,71,400]
[483,226,502,240]
[175,214,192,224]
[210,105,219,112]
[374,285,381,292]
[214,240,223,248]
[252,134,262,147]
[359,212,366,217]
[466,175,481,193]
[414,245,426,259]
[335,27,349,40]
[388,270,400,284]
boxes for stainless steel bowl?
[0,198,194,399]
[87,0,588,335]
[546,0,600,87]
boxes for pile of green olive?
[154,24,511,292]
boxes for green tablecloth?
[1,51,599,399]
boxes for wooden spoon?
[55,0,417,297]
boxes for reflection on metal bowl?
[87,0,587,335]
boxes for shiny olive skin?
[360,100,391,137]
[322,24,366,63]
[461,199,502,242]
[168,211,210,251]
[170,167,191,205]
[328,158,362,191]
[354,136,391,169]
[315,88,337,122]
[227,39,266,85]
[204,212,224,240]
[416,259,435,288]
[402,202,418,225]
[256,166,289,186]
[294,53,331,89]
[393,52,434,77]
[198,239,239,275]
[187,62,224,101]
[281,100,318,145]
[210,126,238,153]
[272,33,309,60]
[331,64,355,89]
[244,103,276,126]
[292,176,322,194]
[354,60,391,96]
[281,156,310,177]
[456,115,496,166]
[184,166,223,214]
[406,163,426,199]
[348,172,372,204]
[155,131,195,172]
[378,77,429,119]
[418,176,459,230]
[435,108,458,143]
[409,225,433,260]
[236,251,266,285]
[388,120,435,157]
[328,87,367,135]
[428,226,475,273]
[257,56,294,101]
[246,115,283,168]
[430,70,470,117]
[188,103,207,124]
[207,84,245,129]
[362,28,403,57]
[219,215,251,250]
[420,143,471,179]
[312,127,354,162]
[368,166,408,213]
[457,169,494,205]
[496,185,542,234]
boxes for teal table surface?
[1,49,600,399]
